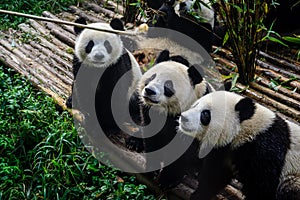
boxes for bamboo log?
[42,11,75,34]
[41,19,75,47]
[249,82,300,111]
[211,54,238,72]
[98,0,124,14]
[83,2,123,19]
[0,40,67,97]
[258,51,300,73]
[18,23,73,61]
[26,40,74,77]
[18,41,73,88]
[235,83,300,121]
[0,45,39,84]
[256,66,300,91]
[69,6,106,23]
[255,77,300,102]
[256,59,300,80]
[27,19,72,52]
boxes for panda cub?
[127,50,214,187]
[67,17,142,136]
[178,91,300,200]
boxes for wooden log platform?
[0,2,299,199]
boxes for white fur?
[179,90,300,192]
[136,36,205,65]
[281,121,300,179]
[138,61,209,115]
[127,49,142,98]
[232,103,276,148]
[179,91,241,157]
[174,0,215,27]
[75,22,123,68]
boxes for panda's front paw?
[126,136,144,152]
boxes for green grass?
[0,0,81,30]
[0,65,156,199]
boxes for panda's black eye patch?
[85,40,94,53]
[104,40,112,54]
[200,110,211,126]
[164,80,175,97]
[144,73,156,86]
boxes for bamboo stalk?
[0,9,135,36]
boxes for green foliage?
[0,65,155,199]
[0,0,81,30]
[212,0,275,84]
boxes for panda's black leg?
[66,96,72,108]
[191,146,233,200]
[126,136,144,152]
[157,158,187,189]
[276,174,300,200]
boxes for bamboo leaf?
[282,36,300,44]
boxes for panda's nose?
[180,114,189,123]
[145,87,156,96]
[94,53,104,60]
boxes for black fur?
[95,50,134,135]
[155,49,190,67]
[74,17,87,35]
[191,146,233,200]
[110,18,125,31]
[126,50,208,189]
[188,65,203,86]
[233,115,291,199]
[150,2,213,52]
[67,18,137,137]
[235,97,256,123]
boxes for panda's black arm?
[126,90,150,152]
[191,146,233,200]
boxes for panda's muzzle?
[143,87,159,104]
[145,87,156,96]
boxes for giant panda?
[67,17,142,136]
[127,49,215,188]
[147,0,215,52]
[178,90,300,200]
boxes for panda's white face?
[178,91,279,157]
[75,23,123,68]
[178,91,242,157]
[139,61,203,115]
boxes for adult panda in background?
[66,17,142,136]
[127,49,215,188]
[178,91,300,200]
[148,0,214,52]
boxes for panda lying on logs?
[178,91,300,200]
[66,17,142,136]
[127,49,218,188]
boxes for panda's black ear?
[235,97,256,122]
[188,65,203,86]
[74,17,87,35]
[155,49,170,63]
[170,55,189,67]
[110,18,125,31]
